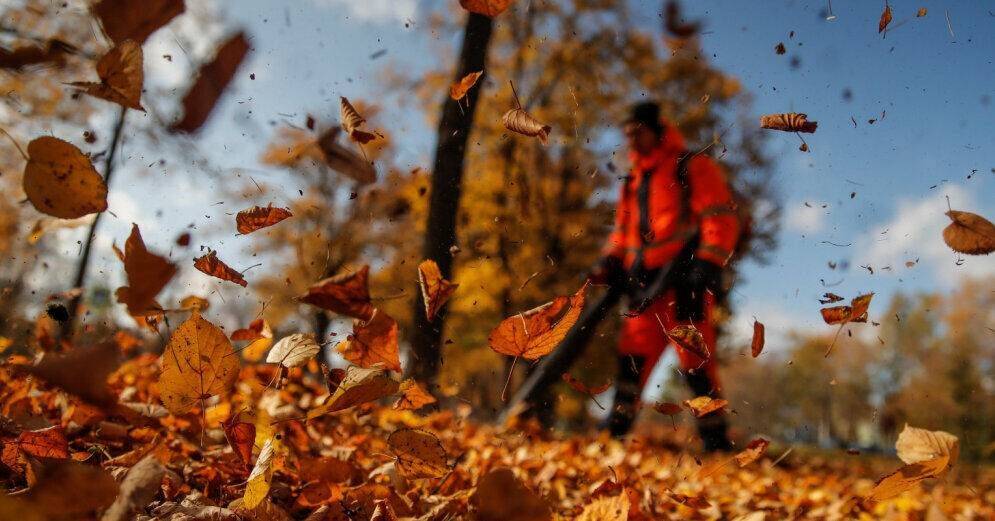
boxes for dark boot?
[606,355,645,437]
[685,370,733,452]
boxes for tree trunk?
[408,13,494,385]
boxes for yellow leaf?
[23,136,108,219]
[243,437,279,509]
[158,313,239,415]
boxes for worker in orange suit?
[590,102,739,450]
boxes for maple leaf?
[158,313,239,415]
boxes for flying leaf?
[653,402,683,416]
[751,320,765,358]
[576,492,629,521]
[306,366,399,420]
[418,259,458,321]
[879,5,893,33]
[488,282,587,360]
[450,71,483,100]
[471,468,552,521]
[394,379,436,411]
[864,455,949,504]
[760,113,818,133]
[221,413,256,470]
[236,204,293,235]
[337,310,401,372]
[0,40,70,70]
[734,438,770,467]
[179,295,210,312]
[684,396,728,418]
[23,342,120,407]
[114,224,176,318]
[266,333,320,369]
[70,40,144,111]
[23,136,108,219]
[101,455,166,521]
[663,0,701,39]
[232,318,267,341]
[387,428,450,479]
[232,319,274,362]
[917,7,927,17]
[244,437,279,509]
[340,97,377,144]
[561,373,611,410]
[316,127,377,184]
[300,265,374,321]
[820,293,873,325]
[158,313,240,415]
[895,425,959,467]
[171,33,249,133]
[942,210,995,255]
[92,0,184,44]
[193,250,248,287]
[502,108,552,145]
[459,0,515,17]
[666,325,710,359]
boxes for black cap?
[626,101,664,135]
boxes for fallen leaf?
[387,428,450,479]
[895,425,959,467]
[221,413,256,470]
[300,265,375,321]
[171,33,249,133]
[337,309,401,372]
[114,224,176,318]
[502,108,552,144]
[760,113,818,133]
[70,40,144,111]
[734,438,770,466]
[92,0,184,44]
[1,458,118,519]
[340,97,377,144]
[244,437,279,509]
[418,259,458,321]
[23,136,108,219]
[864,455,949,503]
[23,342,120,407]
[229,497,293,521]
[684,396,728,418]
[488,282,587,360]
[942,210,995,255]
[393,379,437,411]
[450,71,483,100]
[194,250,248,287]
[751,320,765,357]
[236,205,293,235]
[576,492,629,521]
[8,425,69,461]
[879,4,893,33]
[158,313,240,415]
[459,0,515,17]
[307,366,399,419]
[266,333,320,369]
[100,455,166,521]
[666,325,710,359]
[471,468,552,521]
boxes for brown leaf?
[418,259,458,321]
[450,71,483,100]
[171,33,249,133]
[236,204,293,235]
[471,468,552,521]
[11,426,69,460]
[502,108,552,144]
[23,136,108,219]
[895,425,959,467]
[158,313,240,415]
[774,42,786,55]
[300,265,375,321]
[653,402,683,416]
[760,113,818,133]
[663,0,701,39]
[114,224,176,318]
[23,342,120,407]
[879,5,893,33]
[684,396,728,418]
[917,7,928,17]
[316,127,377,184]
[387,428,450,479]
[222,413,256,470]
[488,282,587,360]
[340,97,377,144]
[2,458,118,519]
[0,41,70,70]
[71,40,144,111]
[394,379,437,411]
[820,293,874,325]
[337,310,401,372]
[942,210,995,255]
[231,318,268,341]
[864,455,949,503]
[92,0,184,44]
[307,366,399,419]
[194,250,248,287]
[561,373,612,397]
[666,325,710,360]
[751,320,765,358]
[734,438,770,466]
[101,455,166,521]
[459,0,516,17]
[664,491,710,510]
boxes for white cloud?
[784,200,829,233]
[856,184,995,286]
[310,0,417,24]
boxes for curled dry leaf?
[244,437,279,509]
[71,40,144,111]
[337,309,401,372]
[666,325,710,360]
[760,113,818,133]
[115,224,176,318]
[236,204,293,235]
[221,413,255,470]
[879,4,893,33]
[194,250,248,287]
[316,127,377,184]
[734,438,770,467]
[450,71,483,100]
[418,259,458,321]
[895,424,959,467]
[266,333,320,369]
[576,492,629,521]
[917,7,928,17]
[340,97,377,144]
[663,0,701,39]
[684,396,728,418]
[171,33,249,133]
[23,136,108,219]
[387,428,450,479]
[942,210,995,255]
[751,319,765,357]
[488,282,587,360]
[459,0,515,17]
[300,265,374,321]
[502,108,552,145]
[394,379,437,411]
[775,42,786,55]
[306,365,399,420]
[820,293,873,325]
[100,455,166,521]
[158,313,239,415]
[864,455,950,504]
[92,0,184,44]
[471,468,552,521]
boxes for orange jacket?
[604,124,739,270]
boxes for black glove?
[675,259,722,322]
[589,256,626,289]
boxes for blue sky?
[64,0,993,362]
